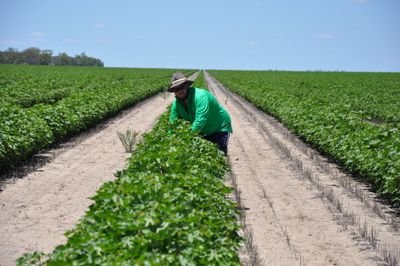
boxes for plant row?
[209,70,400,205]
[192,70,207,89]
[18,114,242,265]
[0,65,192,173]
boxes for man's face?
[174,83,189,99]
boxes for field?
[209,70,400,205]
[1,65,400,265]
[0,65,194,173]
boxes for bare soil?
[1,73,400,266]
[206,72,400,266]
[0,92,174,266]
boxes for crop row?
[18,114,241,265]
[192,70,207,89]
[0,65,192,173]
[209,70,400,205]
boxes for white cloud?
[31,31,45,37]
[94,23,105,29]
[315,33,333,40]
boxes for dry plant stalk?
[117,129,140,153]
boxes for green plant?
[0,65,188,173]
[209,70,400,205]
[17,252,48,266]
[18,113,242,265]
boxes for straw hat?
[168,72,193,92]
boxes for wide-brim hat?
[168,72,193,92]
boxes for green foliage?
[18,114,241,266]
[0,65,182,173]
[17,252,48,266]
[0,105,53,169]
[0,48,103,66]
[210,70,400,205]
[192,70,207,89]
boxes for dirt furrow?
[206,72,391,265]
[2,70,399,266]
[0,92,174,266]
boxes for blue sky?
[0,0,399,72]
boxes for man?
[168,72,232,155]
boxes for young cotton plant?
[18,114,242,266]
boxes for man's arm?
[169,101,179,122]
[191,94,210,133]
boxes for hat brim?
[167,79,193,92]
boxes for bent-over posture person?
[168,72,232,155]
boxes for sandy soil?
[206,72,400,266]
[0,92,174,266]
[1,71,400,266]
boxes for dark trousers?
[203,132,230,155]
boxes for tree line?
[0,47,104,67]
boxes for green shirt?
[169,87,232,135]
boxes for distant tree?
[58,52,71,66]
[22,47,41,65]
[52,54,60,65]
[0,47,104,66]
[75,52,87,66]
[74,53,82,66]
[0,48,20,64]
[40,49,53,65]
